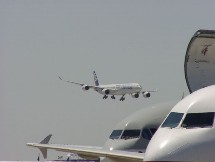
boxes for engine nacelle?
[82,85,90,91]
[143,91,150,98]
[132,93,139,98]
[102,89,110,95]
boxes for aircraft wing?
[58,76,117,93]
[27,143,144,161]
[58,76,95,88]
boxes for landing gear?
[111,95,115,99]
[119,95,125,101]
[103,95,108,99]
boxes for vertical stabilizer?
[40,134,52,144]
[184,30,215,93]
[39,134,52,159]
[93,71,99,86]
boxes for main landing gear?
[103,95,125,101]
[119,95,125,101]
[111,95,115,99]
[103,95,108,99]
[103,95,116,99]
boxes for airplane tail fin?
[39,134,52,159]
[93,71,99,86]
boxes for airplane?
[144,85,215,162]
[58,71,157,101]
[27,101,176,161]
[103,101,176,152]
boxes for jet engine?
[143,91,150,98]
[102,89,110,95]
[82,85,90,91]
[131,93,139,98]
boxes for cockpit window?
[121,129,140,140]
[109,130,123,139]
[142,129,152,140]
[181,112,215,128]
[161,112,184,128]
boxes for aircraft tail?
[93,71,99,86]
[39,134,52,159]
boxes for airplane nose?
[144,129,198,161]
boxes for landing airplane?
[58,71,157,101]
[27,101,176,161]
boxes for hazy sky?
[1,0,215,160]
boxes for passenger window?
[109,130,123,139]
[121,129,140,140]
[142,129,152,140]
[181,112,215,128]
[161,112,184,128]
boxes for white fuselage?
[144,85,215,162]
[95,83,142,95]
[100,102,176,162]
[146,126,215,162]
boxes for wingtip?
[26,142,35,146]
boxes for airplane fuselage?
[59,71,155,100]
[94,83,142,95]
[146,126,215,162]
[145,85,215,162]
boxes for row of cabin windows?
[161,112,215,129]
[109,128,157,140]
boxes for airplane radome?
[144,85,215,162]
